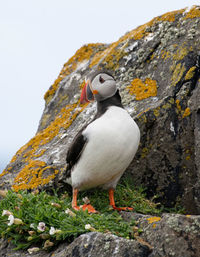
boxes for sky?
[0,0,199,172]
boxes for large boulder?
[1,6,200,214]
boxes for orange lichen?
[147,216,161,227]
[182,107,191,118]
[90,40,128,70]
[184,6,200,19]
[160,9,184,22]
[5,101,88,191]
[176,100,191,118]
[176,99,182,112]
[80,81,86,89]
[128,78,157,100]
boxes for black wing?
[66,129,88,177]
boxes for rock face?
[1,6,200,215]
[122,213,200,257]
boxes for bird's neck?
[96,90,123,118]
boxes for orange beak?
[80,81,96,104]
[80,82,88,104]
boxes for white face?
[90,73,117,101]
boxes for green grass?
[0,177,168,251]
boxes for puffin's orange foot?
[72,205,80,211]
[111,206,133,211]
[81,204,98,213]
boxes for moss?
[128,78,157,100]
[184,66,196,80]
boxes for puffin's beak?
[80,80,95,104]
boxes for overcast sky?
[0,0,199,172]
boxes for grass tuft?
[0,177,182,252]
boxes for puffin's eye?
[99,76,105,84]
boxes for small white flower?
[65,208,76,217]
[8,215,14,226]
[49,226,55,235]
[27,247,40,254]
[30,223,35,229]
[49,226,62,235]
[37,222,46,232]
[85,224,91,230]
[2,210,12,216]
[85,224,96,232]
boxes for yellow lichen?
[171,63,186,86]
[141,147,149,158]
[173,46,188,61]
[184,6,200,19]
[186,155,191,161]
[184,66,196,80]
[128,78,157,101]
[153,108,160,117]
[161,50,170,60]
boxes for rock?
[1,6,200,214]
[0,232,151,257]
[121,212,200,257]
[54,232,151,257]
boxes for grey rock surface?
[122,212,200,257]
[1,9,200,257]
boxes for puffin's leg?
[72,188,98,213]
[109,188,133,211]
[72,188,80,210]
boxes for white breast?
[70,106,140,190]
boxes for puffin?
[66,70,140,213]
